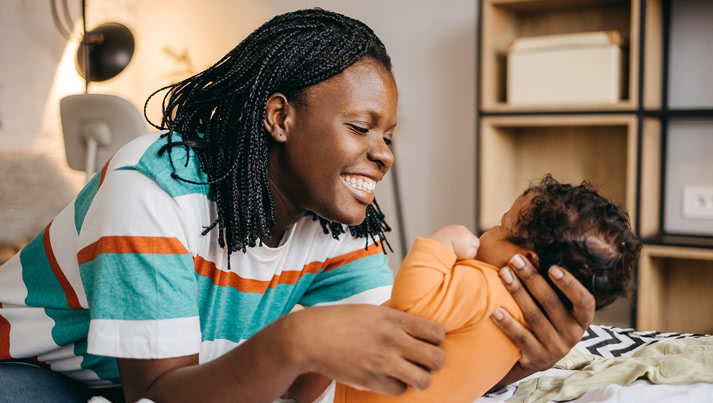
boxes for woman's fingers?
[294,305,447,394]
[506,255,591,342]
[490,307,543,369]
[361,375,407,396]
[547,265,596,328]
[377,310,445,391]
[385,354,434,392]
[399,310,446,346]
[498,265,558,343]
[398,330,446,373]
[494,254,596,372]
[507,255,568,326]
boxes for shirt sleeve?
[390,237,523,333]
[76,166,201,359]
[298,237,393,307]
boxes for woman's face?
[270,58,398,225]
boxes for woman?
[0,9,595,403]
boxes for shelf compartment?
[663,118,713,236]
[480,0,639,112]
[478,115,638,231]
[637,245,713,333]
[667,0,713,109]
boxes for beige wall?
[1,1,477,270]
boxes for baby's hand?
[428,225,480,260]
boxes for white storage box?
[507,31,623,106]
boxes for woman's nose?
[369,137,394,171]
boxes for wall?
[0,0,477,270]
[0,0,140,189]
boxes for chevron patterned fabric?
[578,324,707,358]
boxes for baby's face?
[476,193,534,268]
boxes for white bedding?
[477,325,712,403]
[476,366,713,403]
[311,369,713,403]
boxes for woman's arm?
[118,304,446,403]
[490,254,596,388]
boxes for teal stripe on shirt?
[45,307,90,349]
[117,132,210,199]
[74,171,102,234]
[20,230,91,347]
[20,230,71,309]
[195,252,392,343]
[79,253,198,321]
[299,252,393,307]
[195,271,319,342]
[74,340,120,383]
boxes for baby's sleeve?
[390,238,492,332]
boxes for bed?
[477,324,712,403]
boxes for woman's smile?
[341,174,378,204]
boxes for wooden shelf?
[480,0,639,112]
[477,0,713,331]
[489,0,628,11]
[482,102,636,114]
[478,115,638,231]
[637,245,713,333]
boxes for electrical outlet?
[682,185,713,220]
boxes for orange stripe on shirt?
[97,157,112,188]
[193,242,383,294]
[323,242,383,272]
[43,222,82,310]
[193,256,323,294]
[0,303,11,359]
[77,236,189,265]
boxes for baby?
[291,175,642,403]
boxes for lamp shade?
[75,22,134,82]
[60,94,145,181]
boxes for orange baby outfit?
[334,238,526,403]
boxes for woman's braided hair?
[144,8,393,259]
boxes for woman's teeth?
[342,175,376,193]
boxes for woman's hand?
[491,254,595,383]
[285,304,446,396]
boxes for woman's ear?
[263,93,293,143]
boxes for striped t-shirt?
[0,132,394,387]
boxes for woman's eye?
[384,137,393,145]
[348,124,369,134]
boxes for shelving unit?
[637,245,713,334]
[476,0,713,330]
[480,0,639,112]
[478,115,638,230]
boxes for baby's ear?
[519,250,540,269]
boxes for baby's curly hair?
[507,174,642,310]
